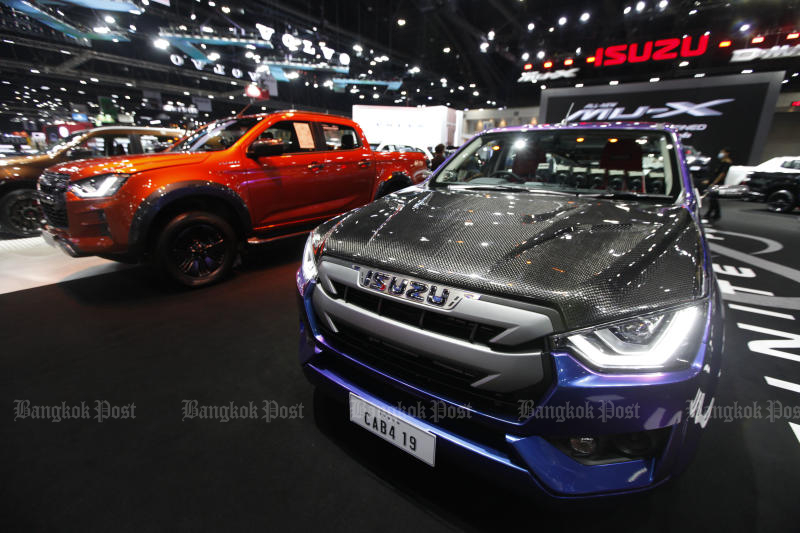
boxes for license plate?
[348,393,436,466]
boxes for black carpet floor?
[1,200,799,532]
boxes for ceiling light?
[739,24,751,32]
[694,73,706,77]
[689,9,697,15]
[104,15,116,24]
[649,77,660,82]
[472,90,479,96]
[207,52,220,61]
[624,6,632,14]
[93,26,110,34]
[679,60,689,67]
[443,47,451,53]
[741,69,753,74]
[558,17,567,26]
[635,2,645,12]
[373,93,380,99]
[221,6,230,13]
[487,30,495,40]
[397,18,406,26]
[575,83,584,87]
[537,50,545,59]
[658,0,668,9]
[580,12,590,22]
[609,80,619,85]
[521,52,530,61]
[527,22,535,31]
[480,42,489,52]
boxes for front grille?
[316,318,548,420]
[329,281,515,349]
[37,172,70,228]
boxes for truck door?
[244,120,331,231]
[317,121,375,209]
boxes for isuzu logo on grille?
[356,268,473,310]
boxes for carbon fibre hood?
[317,187,705,331]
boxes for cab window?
[72,134,131,158]
[139,134,179,154]
[320,123,361,150]
[256,121,317,153]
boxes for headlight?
[69,174,129,198]
[554,303,706,372]
[301,231,323,282]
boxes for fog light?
[569,436,598,456]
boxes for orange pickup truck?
[39,111,429,286]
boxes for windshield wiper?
[448,184,576,195]
[448,184,530,193]
[578,191,672,201]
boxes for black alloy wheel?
[0,189,43,236]
[766,190,796,213]
[155,211,238,287]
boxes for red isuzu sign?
[592,35,710,66]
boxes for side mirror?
[247,140,285,159]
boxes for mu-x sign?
[592,35,709,67]
[565,99,734,121]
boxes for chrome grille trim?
[313,259,557,393]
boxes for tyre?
[0,188,43,236]
[153,211,239,287]
[766,190,796,213]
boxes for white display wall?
[352,105,463,147]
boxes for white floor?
[0,237,131,295]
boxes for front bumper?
[297,273,724,499]
[40,193,135,257]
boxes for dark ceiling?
[0,0,799,127]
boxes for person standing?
[430,144,446,169]
[704,147,732,221]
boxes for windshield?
[171,117,261,152]
[432,129,683,200]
